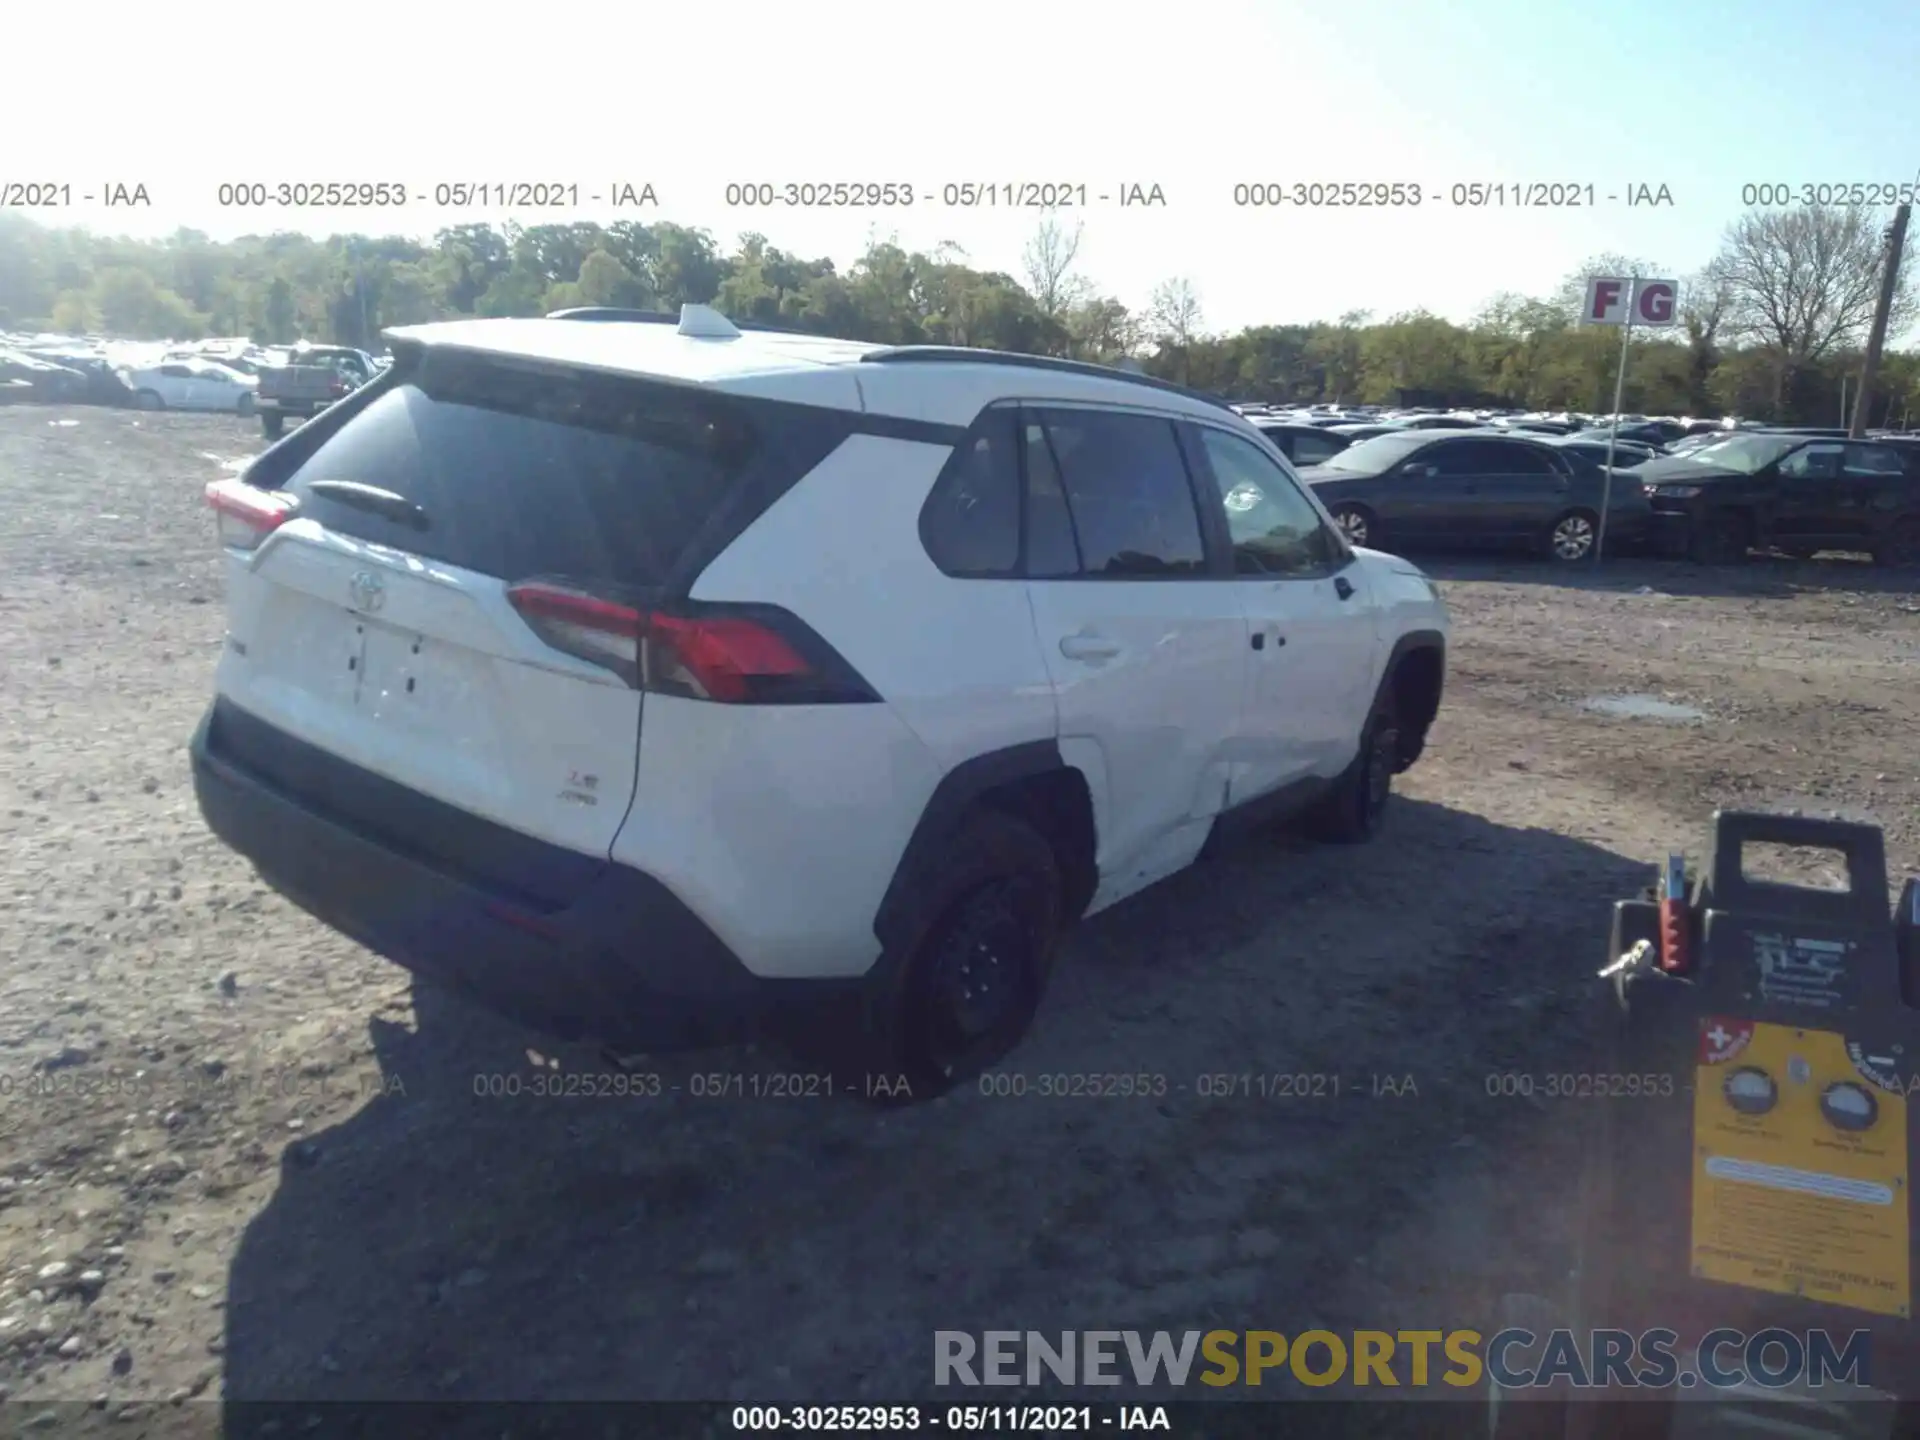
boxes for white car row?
[118,359,259,414]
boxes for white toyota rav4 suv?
[191,305,1449,1096]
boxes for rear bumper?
[189,701,859,1052]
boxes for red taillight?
[645,612,809,702]
[205,478,293,550]
[505,583,862,703]
[505,583,645,687]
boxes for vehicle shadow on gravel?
[1421,553,1917,600]
[219,797,1653,1410]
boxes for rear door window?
[1290,430,1348,465]
[281,352,854,589]
[1841,444,1907,477]
[1028,408,1207,576]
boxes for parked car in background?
[1547,436,1659,469]
[254,344,378,438]
[0,349,90,402]
[119,360,259,414]
[1639,433,1920,565]
[1498,418,1577,436]
[1327,423,1403,442]
[1395,415,1486,431]
[1871,434,1920,471]
[1251,420,1354,466]
[1298,430,1652,561]
[1570,421,1680,449]
[21,351,137,405]
[1665,433,1729,457]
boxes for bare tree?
[1146,277,1203,346]
[1021,211,1089,323]
[1716,206,1915,362]
[1145,277,1204,383]
[1711,206,1915,413]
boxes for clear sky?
[12,0,1919,333]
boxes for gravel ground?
[0,406,1916,1424]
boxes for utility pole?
[1850,203,1909,437]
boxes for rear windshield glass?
[281,353,851,588]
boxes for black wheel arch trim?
[872,739,1070,956]
[1379,628,1446,769]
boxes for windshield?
[1311,432,1430,473]
[1679,434,1799,473]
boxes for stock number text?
[978,1071,1167,1098]
[1742,182,1920,208]
[1485,1072,1675,1100]
[473,1070,663,1098]
[217,182,408,207]
[724,182,916,208]
[1233,182,1422,207]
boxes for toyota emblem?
[348,570,386,612]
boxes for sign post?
[1580,276,1678,562]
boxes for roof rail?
[858,346,1236,413]
[546,307,677,324]
[545,306,812,336]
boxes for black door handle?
[1334,576,1354,600]
[1251,632,1264,651]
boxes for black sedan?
[0,350,89,402]
[1297,430,1652,561]
[1637,433,1920,564]
[1548,436,1659,469]
[1570,422,1679,449]
[1251,420,1353,466]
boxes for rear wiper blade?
[305,480,430,531]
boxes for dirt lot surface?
[0,406,1916,1426]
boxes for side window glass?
[1501,444,1558,475]
[1422,442,1479,476]
[1021,417,1083,577]
[1842,444,1905,477]
[919,408,1021,576]
[1195,426,1342,577]
[1295,433,1346,466]
[1779,444,1844,480]
[1032,409,1206,576]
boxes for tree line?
[0,204,1912,425]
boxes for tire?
[1544,508,1598,562]
[260,410,285,440]
[236,391,256,417]
[1308,690,1401,844]
[858,810,1063,1101]
[1872,518,1920,569]
[1329,503,1376,550]
[134,389,164,411]
[1687,510,1749,565]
